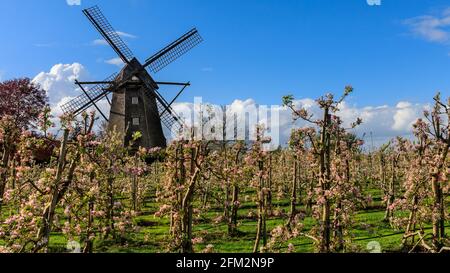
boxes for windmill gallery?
[61,6,203,149]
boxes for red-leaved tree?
[0,78,48,130]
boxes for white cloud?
[403,8,450,43]
[31,63,430,147]
[32,63,112,133]
[32,63,86,132]
[92,39,108,46]
[392,102,423,132]
[105,57,125,67]
[32,63,87,105]
[66,0,81,6]
[172,98,428,148]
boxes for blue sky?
[1,0,450,146]
[1,0,449,106]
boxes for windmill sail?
[83,6,134,64]
[144,28,203,73]
[61,73,117,115]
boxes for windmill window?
[132,118,140,126]
[132,97,139,105]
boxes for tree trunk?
[181,167,200,253]
[431,173,443,248]
[253,160,266,253]
[431,143,448,247]
[319,107,331,253]
[384,159,396,221]
[202,178,209,209]
[403,195,418,247]
[131,175,138,211]
[106,175,115,239]
[224,182,231,227]
[333,200,343,251]
[83,201,94,253]
[229,184,239,236]
[287,158,298,229]
[253,206,263,253]
[267,154,273,214]
[34,130,80,252]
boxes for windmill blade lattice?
[61,73,117,115]
[83,6,134,64]
[144,28,203,73]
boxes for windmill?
[61,6,203,149]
